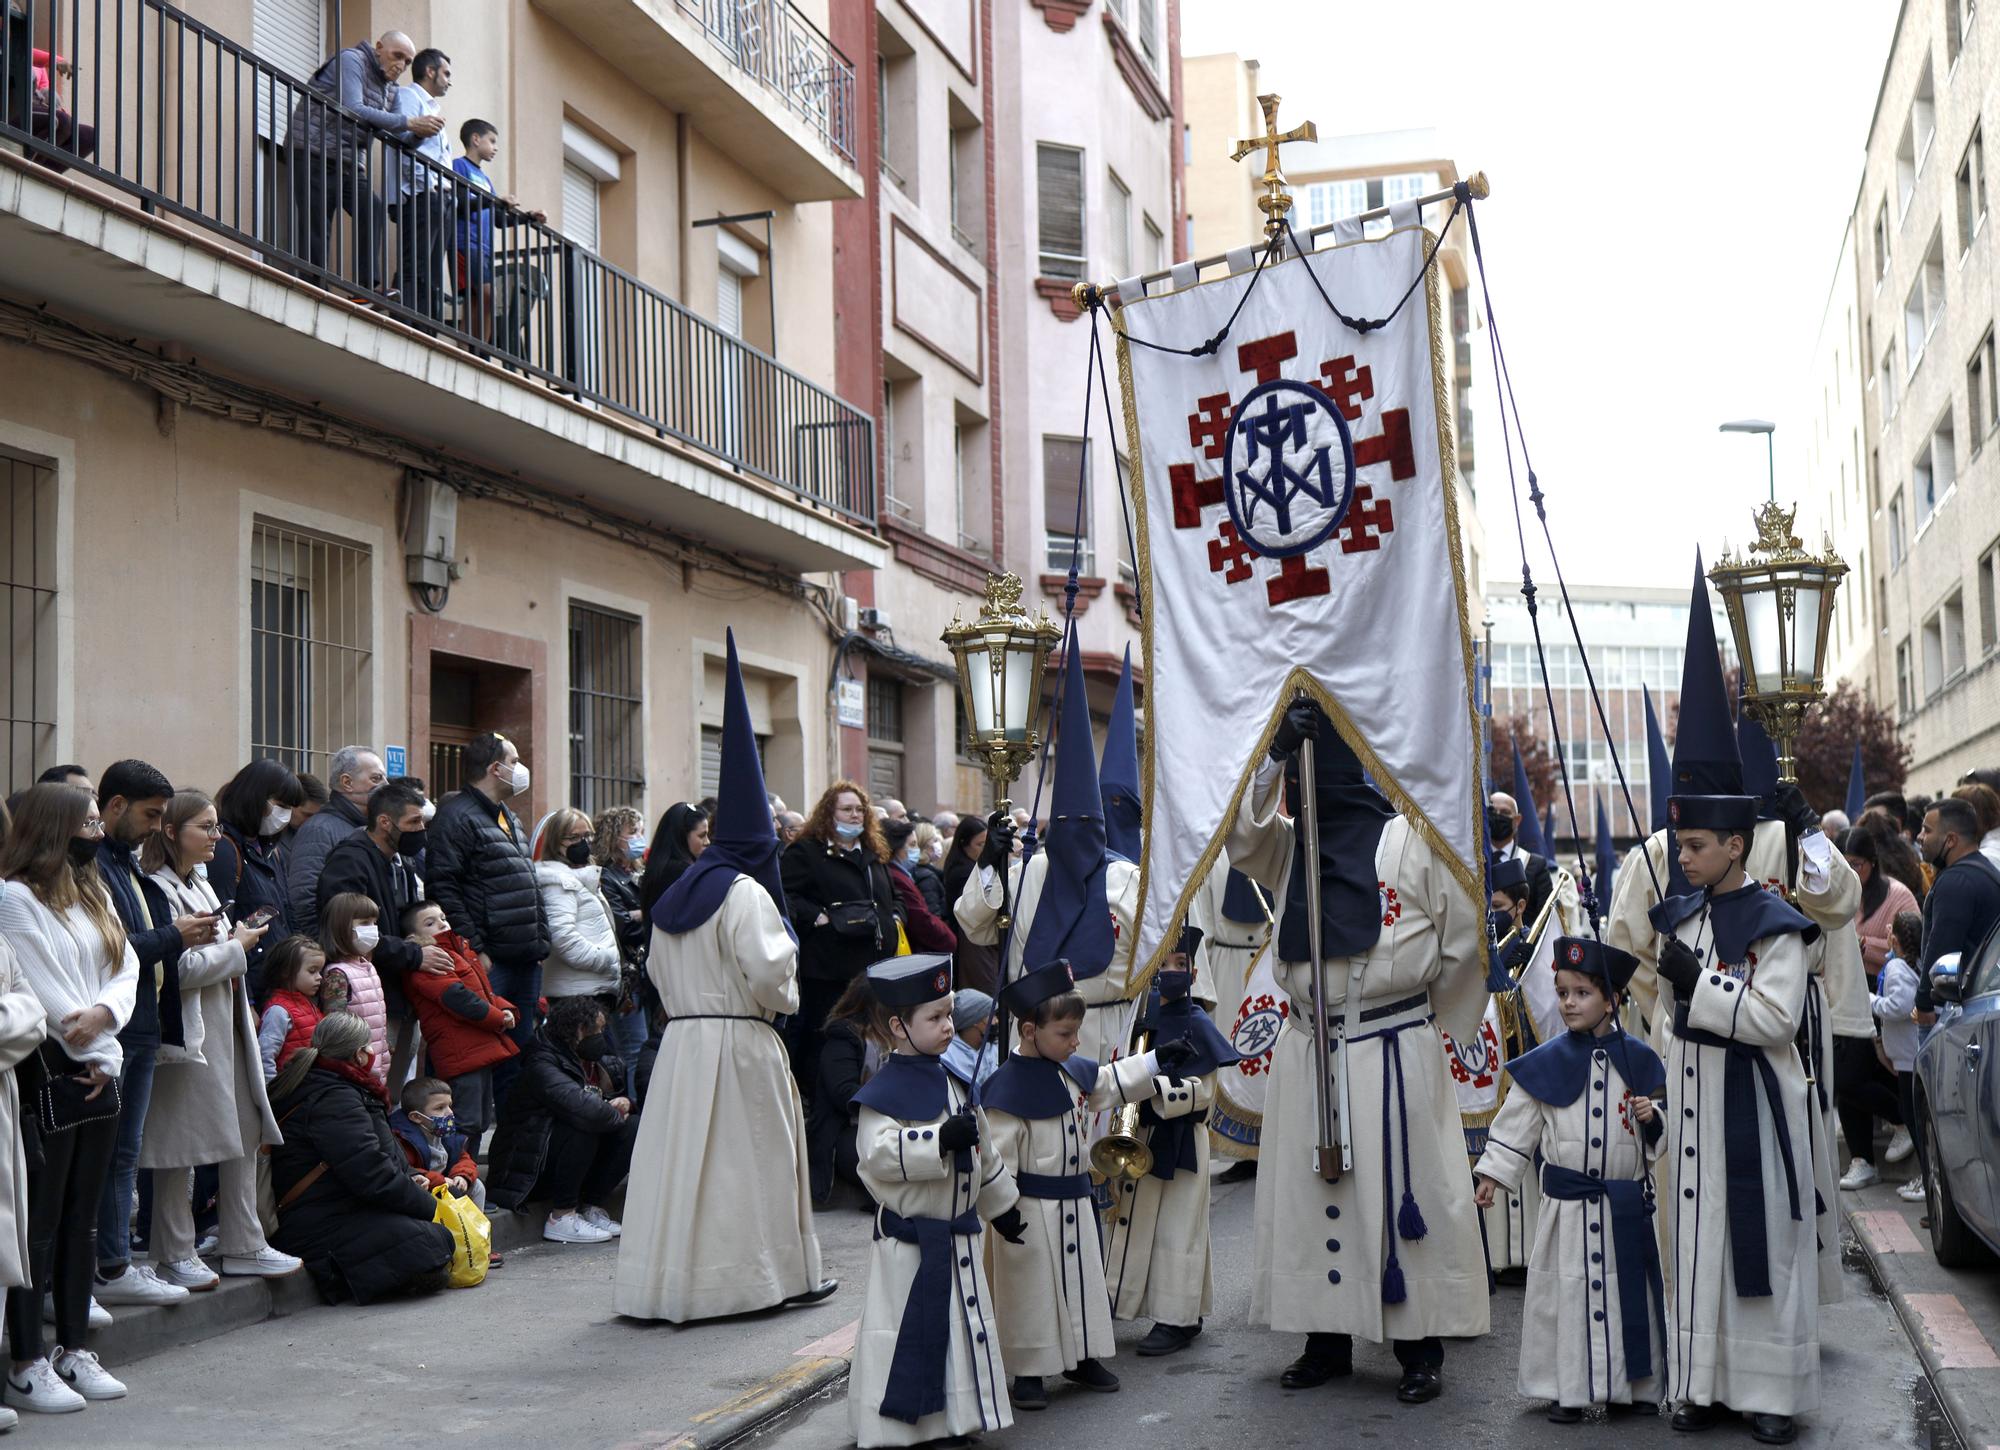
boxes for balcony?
[532,0,863,203]
[0,0,881,572]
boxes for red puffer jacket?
[262,989,323,1077]
[402,931,519,1079]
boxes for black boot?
[1136,1320,1202,1356]
[1547,1404,1584,1424]
[1279,1333,1352,1388]
[1671,1401,1723,1432]
[1062,1358,1120,1392]
[1009,1376,1048,1411]
[1750,1415,1796,1445]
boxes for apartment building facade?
[0,0,881,823]
[1855,0,2000,789]
[1801,218,1875,696]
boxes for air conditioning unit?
[404,474,459,589]
[840,596,860,632]
[859,606,889,631]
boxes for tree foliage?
[1794,680,1911,813]
[1490,713,1561,815]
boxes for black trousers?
[290,153,386,288]
[1306,1332,1443,1370]
[393,188,451,323]
[7,1110,118,1361]
[789,976,847,1098]
[533,1117,637,1213]
[1900,1069,1927,1181]
[1833,1034,1903,1165]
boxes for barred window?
[0,455,56,793]
[250,519,372,779]
[569,602,643,816]
[867,676,904,804]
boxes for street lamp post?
[1719,419,1777,503]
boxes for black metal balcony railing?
[0,0,876,529]
[677,0,856,166]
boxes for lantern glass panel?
[1003,643,1036,740]
[1791,584,1823,686]
[964,643,996,736]
[1742,587,1784,693]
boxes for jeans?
[95,1045,157,1276]
[534,1116,637,1213]
[609,998,647,1098]
[487,956,543,1109]
[8,1107,118,1361]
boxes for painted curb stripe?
[1907,1293,2000,1370]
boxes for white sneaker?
[580,1205,622,1238]
[221,1247,302,1278]
[3,1359,84,1414]
[93,1264,189,1306]
[155,1257,219,1292]
[1885,1127,1916,1165]
[543,1211,613,1245]
[195,1232,219,1256]
[0,1404,19,1430]
[53,1347,125,1401]
[1898,1177,1929,1202]
[1839,1158,1880,1190]
[41,1297,112,1329]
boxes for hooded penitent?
[1643,684,1672,835]
[1100,645,1142,864]
[1275,702,1396,967]
[654,629,792,940]
[1664,555,1742,897]
[1509,748,1546,857]
[1020,643,1115,979]
[1736,714,1782,823]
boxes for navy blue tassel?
[1398,1190,1428,1242]
[1381,1253,1407,1305]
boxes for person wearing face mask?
[285,745,387,941]
[882,819,955,955]
[531,810,622,1010]
[314,783,455,1093]
[209,760,309,992]
[485,995,634,1244]
[780,781,901,1094]
[266,1013,454,1305]
[1913,796,2000,1025]
[427,733,549,1109]
[1486,791,1555,923]
[316,895,393,1100]
[591,807,650,1091]
[907,823,949,919]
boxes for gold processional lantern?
[1708,502,1849,786]
[941,572,1062,812]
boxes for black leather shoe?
[1062,1359,1120,1392]
[1609,1399,1659,1416]
[1396,1367,1442,1404]
[1750,1415,1796,1445]
[781,1279,839,1307]
[1279,1350,1351,1388]
[1218,1159,1258,1183]
[1547,1404,1583,1424]
[1137,1320,1202,1356]
[1009,1376,1048,1411]
[1671,1402,1722,1432]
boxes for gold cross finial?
[1230,93,1318,239]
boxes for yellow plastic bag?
[895,919,912,956]
[432,1185,491,1289]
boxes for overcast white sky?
[1179,0,1898,590]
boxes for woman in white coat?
[532,809,621,1005]
[139,791,300,1290]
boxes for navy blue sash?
[1139,1098,1206,1180]
[1672,1003,1803,1298]
[1016,1170,1092,1200]
[1541,1164,1666,1384]
[874,1207,983,1424]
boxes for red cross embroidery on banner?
[1208,521,1257,582]
[1337,485,1394,554]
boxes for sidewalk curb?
[1841,1193,1988,1448]
[658,1354,850,1450]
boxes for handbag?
[824,900,881,944]
[36,1068,120,1136]
[433,1185,492,1289]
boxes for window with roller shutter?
[700,725,770,800]
[1037,144,1086,280]
[867,677,904,805]
[1043,435,1092,575]
[252,0,325,143]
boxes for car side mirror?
[1932,953,1965,1004]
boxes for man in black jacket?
[92,759,213,1308]
[427,732,547,1104]
[1916,796,2000,1017]
[286,744,386,938]
[317,781,455,1087]
[1487,790,1554,921]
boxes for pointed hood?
[654,629,792,940]
[1644,684,1672,835]
[1100,645,1142,863]
[1021,642,1115,979]
[1671,553,1742,797]
[1510,748,1546,856]
[1541,804,1555,855]
[1737,714,1782,821]
[1593,791,1617,903]
[1845,742,1867,821]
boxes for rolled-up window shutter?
[1037,145,1085,280]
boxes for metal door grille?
[250,519,372,779]
[569,602,644,815]
[0,456,56,794]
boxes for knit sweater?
[0,880,139,1074]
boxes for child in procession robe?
[1474,935,1667,1422]
[983,958,1196,1410]
[847,954,1027,1450]
[1103,924,1242,1357]
[1648,793,1822,1447]
[1473,855,1541,1280]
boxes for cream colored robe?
[1474,1042,1666,1407]
[1103,1069,1214,1325]
[956,853,1143,1140]
[1230,766,1490,1343]
[987,1051,1159,1376]
[1608,822,1856,1303]
[1659,909,1820,1417]
[614,875,824,1322]
[0,937,45,1289]
[848,1074,1019,1448]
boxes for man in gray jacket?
[286,744,386,938]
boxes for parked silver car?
[1914,939,2000,1265]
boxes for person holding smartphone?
[210,761,308,994]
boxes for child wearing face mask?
[317,894,391,1101]
[399,900,517,1152]
[388,1077,485,1209]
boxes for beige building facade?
[1853,0,2000,791]
[1801,217,1874,696]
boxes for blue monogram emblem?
[1223,379,1356,558]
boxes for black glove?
[1658,937,1703,996]
[978,811,1016,868]
[1268,701,1321,762]
[1154,1037,1198,1076]
[1502,935,1533,973]
[990,1205,1027,1244]
[938,1112,980,1154]
[1774,781,1820,838]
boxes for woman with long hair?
[531,808,621,1007]
[779,780,898,1090]
[1832,824,1923,1190]
[943,814,999,996]
[210,759,306,992]
[138,792,299,1291]
[638,803,709,919]
[1857,804,1928,905]
[593,806,651,1088]
[0,785,138,1409]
